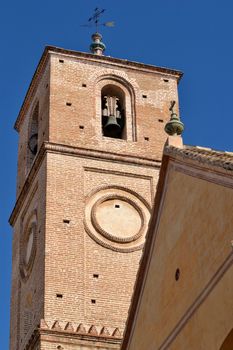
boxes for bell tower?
[9,37,182,349]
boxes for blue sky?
[1,0,233,347]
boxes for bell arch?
[27,101,39,171]
[220,328,233,350]
[95,75,136,141]
[101,84,125,139]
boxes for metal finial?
[90,32,106,55]
[81,8,115,55]
[165,101,184,136]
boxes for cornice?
[39,329,122,344]
[14,45,183,132]
[44,142,161,166]
[14,51,50,132]
[47,46,183,78]
[9,144,46,226]
[9,142,161,226]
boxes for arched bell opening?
[27,102,39,170]
[101,85,126,139]
[220,328,233,350]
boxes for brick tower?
[9,36,182,349]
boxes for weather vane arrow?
[81,8,115,55]
[81,7,115,31]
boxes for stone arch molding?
[90,69,139,92]
[26,99,39,173]
[95,74,138,141]
[84,185,151,252]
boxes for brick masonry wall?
[10,49,180,350]
[49,53,179,161]
[40,335,120,350]
[44,153,159,330]
[10,158,47,350]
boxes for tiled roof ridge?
[164,144,233,171]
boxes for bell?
[104,115,121,138]
[28,133,38,155]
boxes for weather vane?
[81,8,115,55]
[81,8,115,32]
[169,100,176,114]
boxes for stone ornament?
[165,100,184,136]
[84,186,151,252]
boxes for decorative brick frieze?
[39,320,122,339]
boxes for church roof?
[164,145,233,172]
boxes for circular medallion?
[20,212,37,281]
[84,187,151,252]
[23,222,36,269]
[25,225,35,265]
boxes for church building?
[122,144,233,350]
[9,25,233,350]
